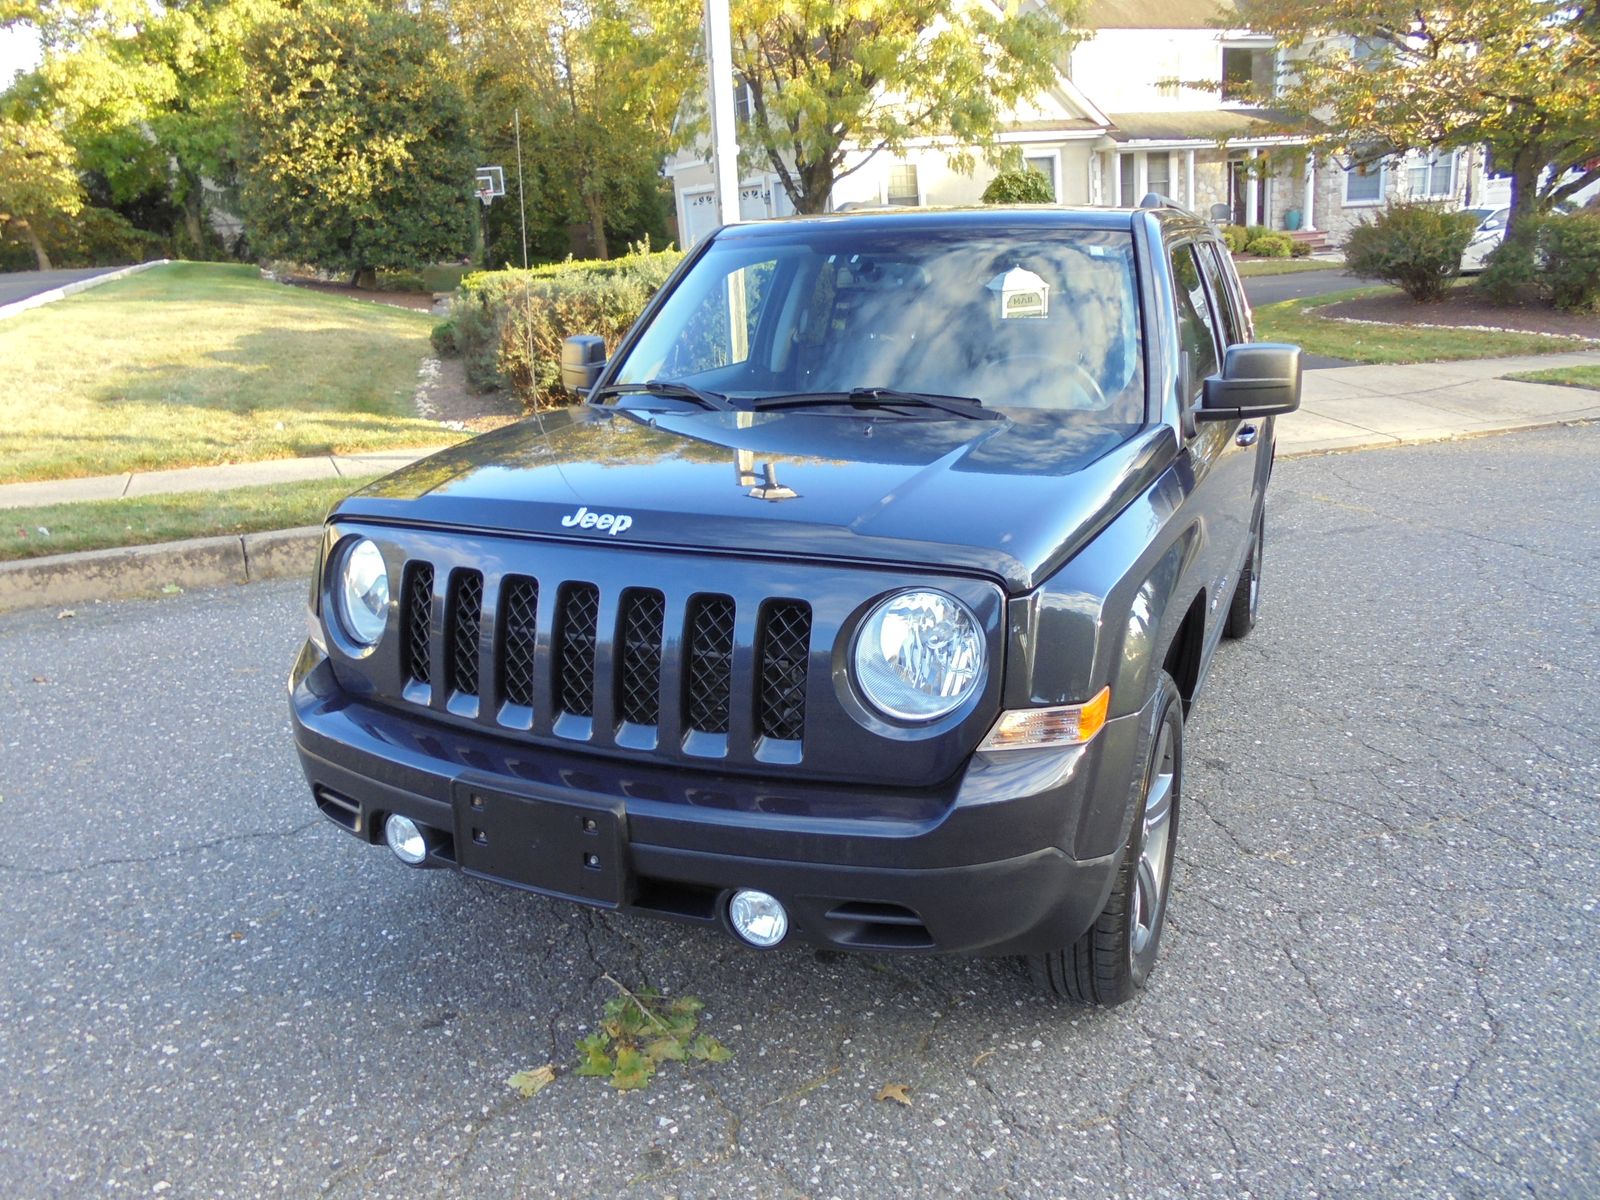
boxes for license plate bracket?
[451,780,627,908]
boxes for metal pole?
[514,107,529,269]
[704,0,740,227]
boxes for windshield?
[607,226,1145,423]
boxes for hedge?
[449,246,684,408]
[1245,233,1292,258]
[1541,212,1600,313]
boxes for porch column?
[1111,152,1122,206]
[1245,148,1259,225]
[1185,148,1196,209]
[1135,151,1149,201]
[1302,153,1316,231]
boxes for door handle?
[1236,424,1259,447]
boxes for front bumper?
[290,642,1141,956]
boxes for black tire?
[1028,672,1183,1006]
[1224,508,1264,640]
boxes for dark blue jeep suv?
[289,201,1300,1004]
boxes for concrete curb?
[0,260,172,322]
[0,525,320,615]
[1278,414,1598,459]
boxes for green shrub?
[430,319,457,357]
[1245,233,1293,258]
[1221,224,1250,254]
[1289,239,1312,258]
[1245,224,1272,242]
[376,268,428,293]
[1343,202,1477,302]
[451,248,684,407]
[981,169,1055,205]
[1540,212,1600,313]
[1477,224,1542,305]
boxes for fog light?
[384,814,429,866]
[728,889,788,948]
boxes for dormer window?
[1221,46,1275,103]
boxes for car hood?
[334,405,1176,592]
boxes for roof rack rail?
[1138,192,1194,215]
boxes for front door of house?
[1227,159,1269,227]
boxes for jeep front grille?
[446,569,483,697]
[399,560,813,756]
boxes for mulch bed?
[1320,288,1600,340]
[282,276,438,312]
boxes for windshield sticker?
[987,265,1050,320]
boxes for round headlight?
[336,538,389,647]
[852,590,985,721]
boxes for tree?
[0,114,83,268]
[726,0,1086,215]
[237,1,477,284]
[445,0,695,260]
[1231,0,1600,240]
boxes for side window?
[1199,242,1246,345]
[1170,243,1220,396]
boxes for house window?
[1408,150,1456,198]
[1222,47,1275,103]
[1147,153,1172,198]
[1024,154,1058,200]
[1344,158,1386,205]
[733,79,757,125]
[886,163,920,206]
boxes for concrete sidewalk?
[0,445,456,511]
[1281,350,1600,456]
[2,350,1597,511]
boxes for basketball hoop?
[473,165,506,209]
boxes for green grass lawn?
[0,475,378,562]
[0,261,460,485]
[1232,257,1342,277]
[1503,365,1600,391]
[1253,287,1596,364]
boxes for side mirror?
[1198,342,1301,421]
[560,334,606,394]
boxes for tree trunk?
[1505,150,1543,242]
[585,191,609,259]
[352,267,377,289]
[181,171,206,254]
[795,159,836,215]
[18,220,51,271]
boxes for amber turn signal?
[977,686,1111,751]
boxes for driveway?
[0,266,126,307]
[2,426,1596,1198]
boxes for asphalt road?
[3,426,1597,1199]
[0,266,122,307]
[1240,268,1360,307]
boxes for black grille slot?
[617,589,665,726]
[757,600,810,741]
[446,570,483,696]
[401,562,433,686]
[685,595,736,733]
[498,576,539,708]
[556,583,600,716]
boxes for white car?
[1459,207,1507,273]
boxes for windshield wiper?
[591,380,733,411]
[746,387,996,420]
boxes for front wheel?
[1225,508,1264,639]
[1027,672,1183,1006]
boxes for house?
[665,0,1497,248]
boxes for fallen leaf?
[688,1034,732,1064]
[31,676,50,684]
[645,1036,687,1063]
[56,610,75,620]
[574,1033,613,1078]
[506,1065,557,1098]
[611,1046,654,1091]
[159,584,183,596]
[874,1082,912,1107]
